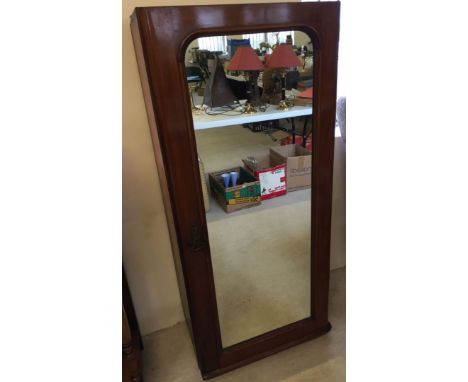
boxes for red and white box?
[242,154,287,200]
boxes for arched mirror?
[131,3,340,379]
[185,30,314,348]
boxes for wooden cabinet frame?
[131,3,340,379]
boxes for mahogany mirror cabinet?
[131,2,340,379]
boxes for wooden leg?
[302,117,308,147]
[291,118,296,144]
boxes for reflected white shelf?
[193,104,313,130]
[191,93,312,130]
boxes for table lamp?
[227,46,264,113]
[203,56,239,110]
[266,43,302,110]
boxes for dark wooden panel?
[130,2,340,378]
[130,13,195,348]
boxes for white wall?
[294,31,311,48]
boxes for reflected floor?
[196,125,311,347]
[208,193,311,347]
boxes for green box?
[208,167,261,213]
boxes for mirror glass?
[185,30,314,348]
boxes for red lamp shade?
[266,43,302,69]
[227,46,264,71]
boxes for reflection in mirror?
[185,30,314,348]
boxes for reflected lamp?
[227,46,264,113]
[266,43,302,110]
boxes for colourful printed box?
[208,167,261,213]
[242,154,287,200]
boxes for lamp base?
[276,99,294,111]
[244,103,257,114]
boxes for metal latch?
[189,224,204,252]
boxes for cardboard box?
[269,144,312,192]
[293,97,313,106]
[242,154,287,200]
[208,167,261,213]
